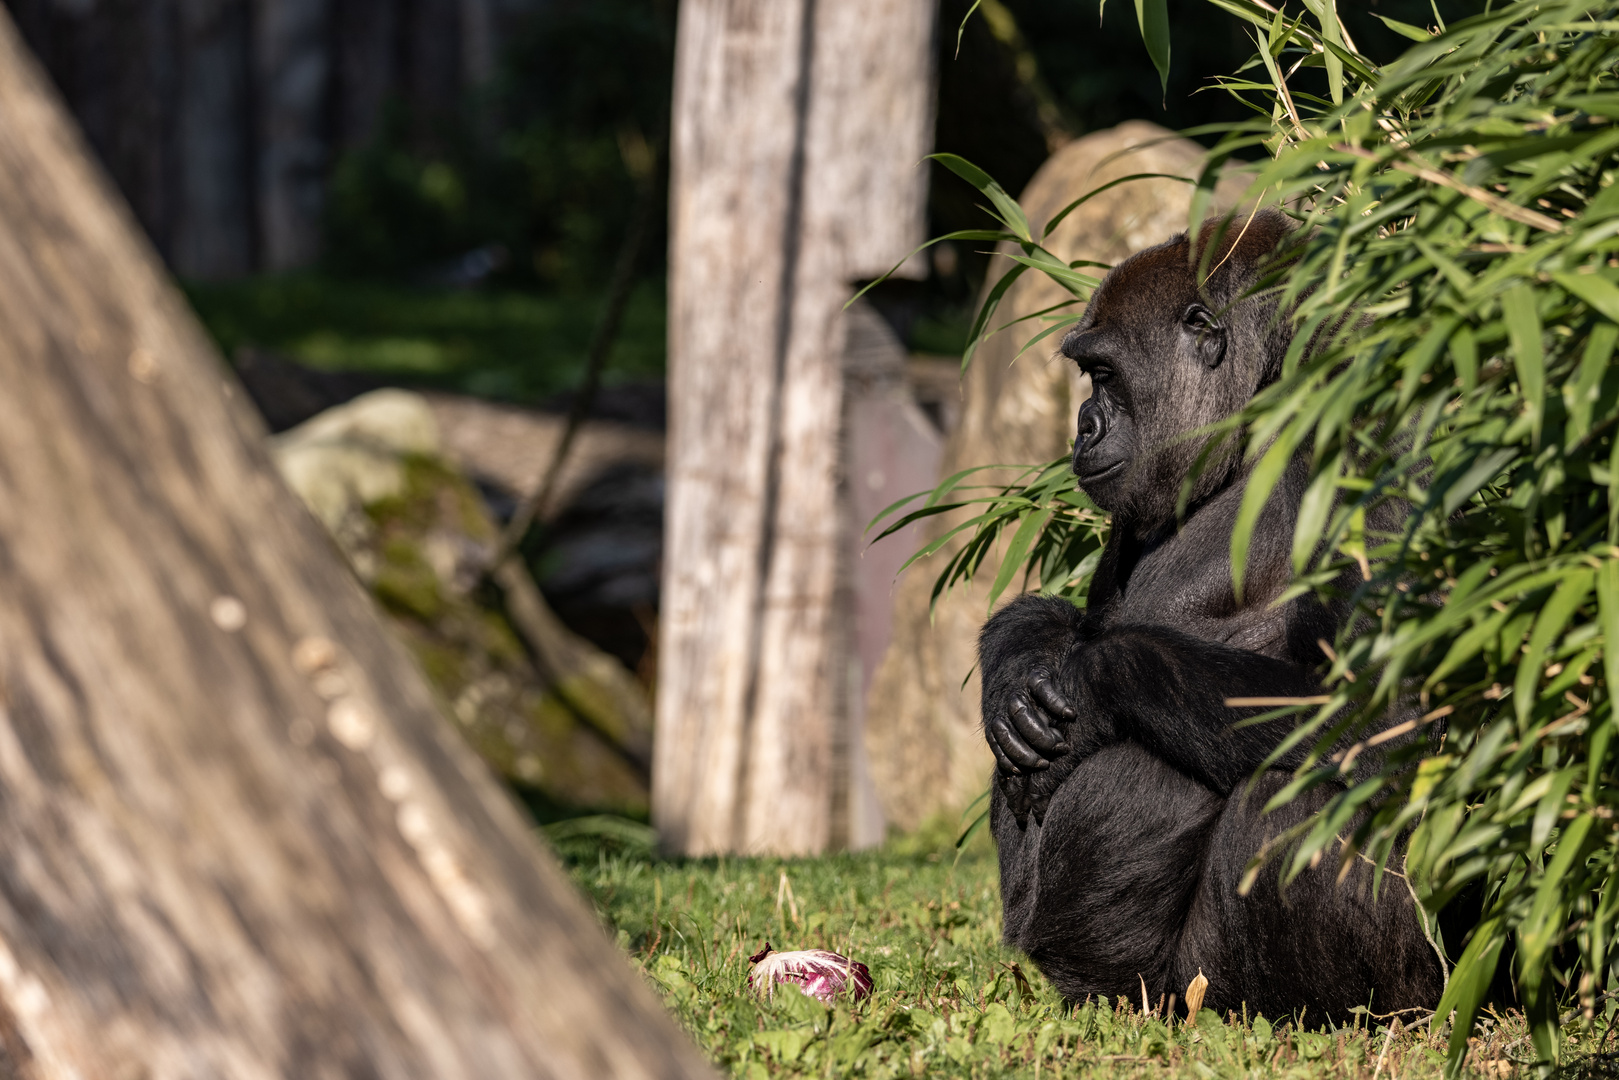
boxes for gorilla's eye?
[1183,305,1221,334]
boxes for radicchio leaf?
[746,943,872,1004]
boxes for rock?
[426,392,665,522]
[425,391,671,684]
[271,388,441,542]
[862,121,1251,831]
[527,462,664,678]
[841,299,948,847]
[271,389,654,816]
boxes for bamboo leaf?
[986,508,1052,611]
[962,263,1031,371]
[1291,458,1339,574]
[1000,253,1101,296]
[1432,915,1506,1071]
[1043,173,1195,239]
[1553,270,1619,324]
[928,153,1032,243]
[1134,0,1172,98]
[1375,13,1432,41]
[845,230,1020,310]
[1513,569,1593,727]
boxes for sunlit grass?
[556,822,1547,1079]
[183,273,667,403]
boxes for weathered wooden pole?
[656,0,937,855]
[0,13,716,1075]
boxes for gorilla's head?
[1060,210,1297,526]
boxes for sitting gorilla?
[980,210,1444,1022]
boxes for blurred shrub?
[323,0,673,287]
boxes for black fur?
[980,212,1444,1021]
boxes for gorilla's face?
[1059,212,1294,525]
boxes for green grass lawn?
[183,275,668,403]
[554,821,1548,1079]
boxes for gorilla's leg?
[995,743,1224,1004]
[1175,775,1445,1022]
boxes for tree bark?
[656,0,935,856]
[0,12,715,1076]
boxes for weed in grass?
[553,820,1548,1079]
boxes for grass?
[553,820,1560,1080]
[183,274,667,404]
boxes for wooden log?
[0,12,716,1075]
[657,0,935,856]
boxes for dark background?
[3,0,1471,394]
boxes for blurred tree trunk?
[254,0,329,270]
[174,0,254,277]
[656,0,936,856]
[332,0,399,151]
[0,12,715,1076]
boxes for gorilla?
[979,211,1445,1022]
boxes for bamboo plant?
[878,1,1619,1071]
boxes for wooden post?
[0,13,716,1075]
[656,0,936,856]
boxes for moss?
[479,609,529,666]
[348,443,648,817]
[529,692,580,743]
[552,672,635,747]
[411,639,473,695]
[372,538,444,620]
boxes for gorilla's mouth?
[1076,459,1125,484]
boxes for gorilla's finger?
[1028,670,1079,722]
[990,713,1051,771]
[1032,794,1048,827]
[1009,693,1068,755]
[988,731,1023,777]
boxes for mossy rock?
[274,391,650,817]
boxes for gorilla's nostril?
[1075,401,1105,452]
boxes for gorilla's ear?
[1183,304,1226,369]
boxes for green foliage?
[322,0,672,285]
[561,830,1519,1078]
[899,1,1619,1071]
[871,458,1108,615]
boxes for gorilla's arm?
[981,595,1321,802]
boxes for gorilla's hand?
[979,595,1088,826]
[988,665,1077,778]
